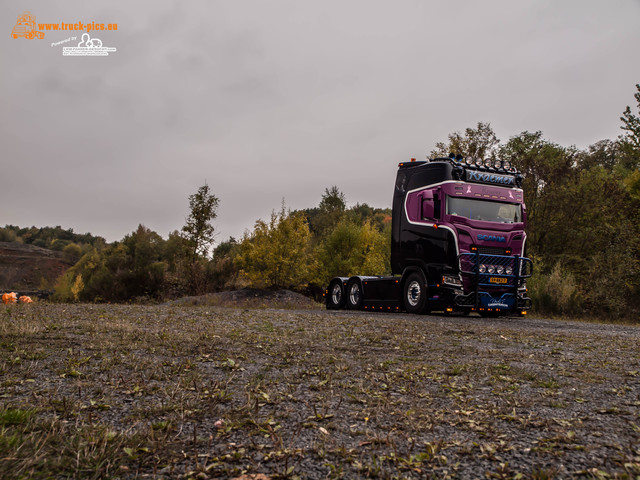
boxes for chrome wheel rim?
[331,284,342,305]
[407,280,421,307]
[349,283,361,306]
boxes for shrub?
[529,261,581,316]
[237,205,313,289]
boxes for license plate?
[489,277,508,284]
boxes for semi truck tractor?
[325,155,533,317]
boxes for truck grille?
[458,253,533,288]
[478,246,506,255]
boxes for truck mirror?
[421,191,434,219]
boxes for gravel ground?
[0,303,639,479]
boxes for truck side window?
[395,173,406,194]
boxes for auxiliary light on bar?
[439,153,520,175]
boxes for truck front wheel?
[403,272,428,314]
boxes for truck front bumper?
[453,291,532,312]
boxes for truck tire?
[403,272,428,314]
[346,278,363,310]
[326,279,346,310]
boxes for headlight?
[465,156,474,166]
[505,266,513,275]
[479,264,487,273]
[503,160,512,171]
[496,265,504,274]
[484,158,493,168]
[494,160,502,169]
[487,265,495,274]
[443,275,462,287]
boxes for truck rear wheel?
[403,272,428,314]
[326,279,346,310]
[346,278,363,310]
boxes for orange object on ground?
[2,292,18,304]
[19,296,33,303]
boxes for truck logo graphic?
[477,234,506,242]
[466,170,515,186]
[488,302,510,308]
[11,11,44,39]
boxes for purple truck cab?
[326,156,533,317]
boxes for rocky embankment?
[0,241,73,294]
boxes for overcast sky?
[2,0,640,244]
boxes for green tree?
[431,122,500,159]
[319,186,346,213]
[207,237,240,291]
[182,183,219,258]
[237,203,313,288]
[617,84,640,172]
[498,131,575,255]
[345,203,392,232]
[575,139,618,171]
[306,186,347,237]
[0,228,18,242]
[620,83,640,151]
[53,225,169,302]
[316,219,390,284]
[62,242,82,263]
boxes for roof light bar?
[422,154,523,178]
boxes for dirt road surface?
[1,303,638,479]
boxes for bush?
[63,243,82,263]
[529,261,581,316]
[316,220,390,285]
[237,205,313,289]
[0,228,17,242]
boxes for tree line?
[45,185,391,303]
[3,84,639,319]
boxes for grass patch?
[0,303,638,478]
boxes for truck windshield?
[447,196,522,223]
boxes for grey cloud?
[1,0,640,241]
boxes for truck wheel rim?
[349,284,360,305]
[407,280,421,307]
[331,284,342,305]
